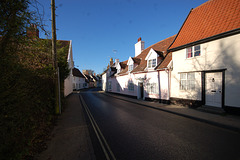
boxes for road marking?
[79,95,116,160]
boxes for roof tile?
[170,0,240,49]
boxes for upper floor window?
[128,64,133,72]
[147,59,156,68]
[186,45,201,58]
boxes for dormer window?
[128,64,133,72]
[147,59,156,68]
[186,45,201,58]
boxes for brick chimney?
[110,57,113,66]
[27,24,39,38]
[135,37,145,57]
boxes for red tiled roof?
[132,57,141,64]
[169,0,240,50]
[72,68,85,78]
[131,35,175,73]
[156,52,172,70]
[118,60,128,75]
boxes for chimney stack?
[135,37,145,57]
[115,59,119,65]
[110,57,113,66]
[27,24,39,38]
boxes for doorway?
[138,82,144,99]
[205,72,222,108]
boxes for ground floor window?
[117,83,120,92]
[73,83,76,89]
[146,83,157,94]
[108,81,112,90]
[128,82,134,91]
[180,72,195,90]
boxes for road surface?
[80,89,240,160]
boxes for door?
[205,72,222,107]
[138,83,144,99]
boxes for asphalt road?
[80,89,240,160]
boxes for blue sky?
[33,0,208,74]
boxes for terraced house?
[105,36,175,103]
[169,0,240,110]
[103,0,240,110]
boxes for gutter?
[169,28,240,52]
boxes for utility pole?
[51,0,61,114]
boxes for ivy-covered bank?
[0,0,70,159]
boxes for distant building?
[82,69,94,76]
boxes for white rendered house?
[169,0,240,109]
[72,68,85,90]
[63,40,74,97]
[106,36,175,102]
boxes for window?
[146,83,157,94]
[194,45,201,56]
[128,82,134,91]
[108,81,112,90]
[148,59,156,68]
[73,83,75,89]
[128,64,133,72]
[180,73,195,90]
[117,83,120,92]
[186,45,201,58]
[186,47,192,58]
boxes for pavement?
[36,91,240,160]
[36,93,96,160]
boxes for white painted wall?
[64,40,73,97]
[102,72,107,91]
[135,40,145,57]
[159,70,170,100]
[171,34,240,107]
[72,76,85,90]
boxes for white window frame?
[180,72,195,91]
[186,45,201,58]
[147,59,156,68]
[146,83,157,94]
[128,64,133,72]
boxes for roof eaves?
[169,28,240,52]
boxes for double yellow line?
[79,95,116,160]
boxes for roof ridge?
[138,35,176,57]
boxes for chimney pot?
[138,37,141,42]
[110,58,113,66]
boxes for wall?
[64,41,73,97]
[159,70,170,100]
[171,34,240,107]
[102,72,107,91]
[72,76,85,90]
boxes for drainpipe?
[167,69,171,103]
[158,71,161,102]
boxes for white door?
[205,72,222,107]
